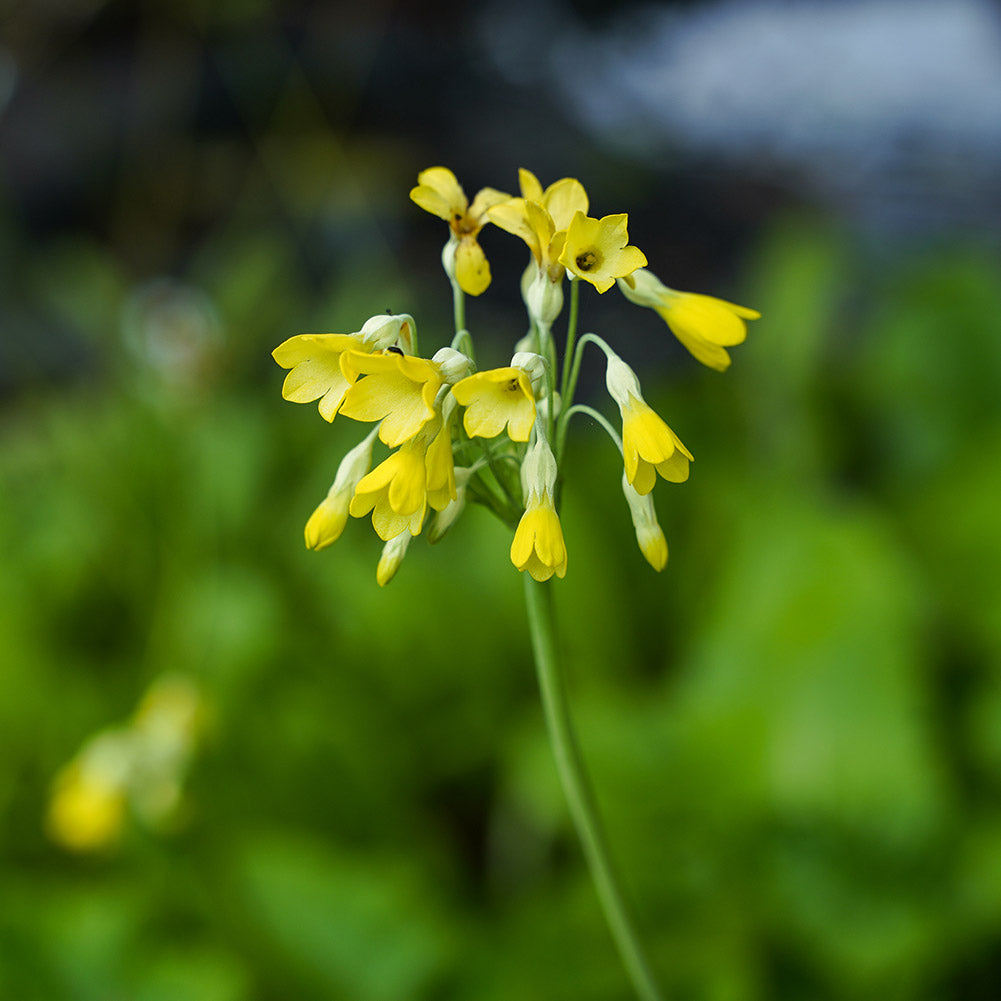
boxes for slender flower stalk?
[524,578,664,1001]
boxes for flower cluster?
[274,167,759,584]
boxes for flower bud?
[305,429,378,550]
[621,472,668,571]
[376,531,412,586]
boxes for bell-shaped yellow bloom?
[510,438,567,581]
[272,314,412,421]
[559,211,647,293]
[339,350,442,448]
[452,366,536,442]
[409,166,509,296]
[605,353,692,495]
[425,410,458,512]
[304,429,378,551]
[621,472,668,571]
[618,269,759,371]
[349,434,430,541]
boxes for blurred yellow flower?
[618,269,759,371]
[410,166,509,296]
[559,211,647,293]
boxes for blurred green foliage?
[3,198,1001,1001]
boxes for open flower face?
[339,351,442,448]
[618,270,759,371]
[272,333,361,421]
[451,367,536,442]
[409,166,509,296]
[559,211,647,293]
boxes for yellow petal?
[409,166,466,220]
[543,177,588,232]
[454,237,491,296]
[518,168,544,202]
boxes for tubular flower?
[272,314,411,421]
[621,472,668,571]
[511,437,567,581]
[559,211,647,293]
[349,433,430,541]
[304,429,379,551]
[606,353,692,495]
[409,166,509,296]
[339,350,443,448]
[617,269,759,371]
[425,401,458,511]
[377,531,412,587]
[452,365,537,442]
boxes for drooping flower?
[452,363,537,442]
[304,428,379,551]
[272,314,411,421]
[559,211,647,293]
[427,466,474,543]
[377,531,412,587]
[605,352,692,495]
[510,437,567,581]
[339,350,443,448]
[425,398,458,511]
[621,472,668,571]
[617,269,759,371]
[409,167,509,296]
[349,433,430,541]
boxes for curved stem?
[523,577,665,1001]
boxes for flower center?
[505,378,521,395]
[575,250,600,272]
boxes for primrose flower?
[511,437,567,581]
[621,472,668,572]
[516,168,590,233]
[452,362,537,442]
[410,167,509,296]
[349,415,456,541]
[559,211,647,293]
[377,531,412,587]
[618,269,759,371]
[340,350,443,448]
[272,314,411,421]
[605,352,692,495]
[304,428,379,550]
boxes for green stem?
[523,577,665,1001]
[560,277,581,404]
[452,279,466,342]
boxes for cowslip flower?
[605,352,692,495]
[409,167,509,296]
[272,314,411,421]
[621,472,668,572]
[451,359,538,442]
[559,211,647,293]
[304,428,379,550]
[510,437,567,581]
[516,168,589,234]
[618,269,759,371]
[340,350,444,448]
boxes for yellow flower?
[272,314,412,421]
[376,531,412,587]
[452,366,536,442]
[409,166,509,296]
[46,736,131,853]
[304,429,378,550]
[510,439,567,581]
[605,353,692,495]
[621,472,668,571]
[559,211,647,293]
[339,350,443,448]
[618,269,759,371]
[349,434,429,541]
[349,416,456,541]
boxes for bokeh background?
[3,0,1001,998]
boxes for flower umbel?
[618,269,759,371]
